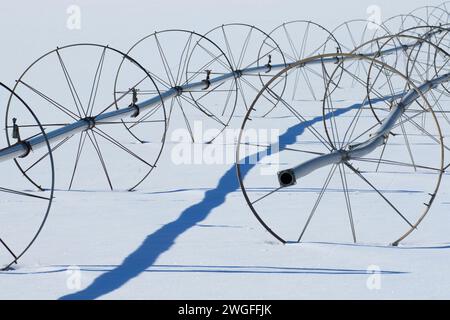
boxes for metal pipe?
[0,35,441,163]
[278,72,450,187]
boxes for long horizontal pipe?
[0,32,443,163]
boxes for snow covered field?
[1,0,450,300]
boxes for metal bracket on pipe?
[129,105,140,118]
[202,70,212,90]
[18,141,32,159]
[265,55,272,73]
[12,118,21,142]
[174,86,184,97]
[334,47,342,64]
[83,117,96,130]
[129,88,140,118]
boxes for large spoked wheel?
[381,14,428,36]
[324,19,399,97]
[119,30,235,144]
[329,19,392,53]
[191,23,287,119]
[261,21,344,103]
[6,43,166,192]
[352,33,450,124]
[408,5,450,26]
[438,1,450,13]
[354,33,450,172]
[236,53,444,246]
[0,82,54,270]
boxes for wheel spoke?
[178,94,227,127]
[298,164,338,242]
[68,131,88,190]
[0,186,51,201]
[86,131,113,190]
[87,47,107,116]
[18,80,79,120]
[322,61,341,147]
[7,123,72,128]
[154,33,177,87]
[175,97,195,143]
[127,103,164,130]
[236,79,249,111]
[221,80,237,117]
[93,127,155,168]
[352,156,441,172]
[175,33,194,85]
[344,162,415,229]
[236,27,253,69]
[24,136,73,174]
[56,49,87,117]
[184,52,229,86]
[241,44,280,70]
[375,135,389,172]
[338,164,357,243]
[251,187,284,206]
[282,24,300,60]
[97,77,149,117]
[243,142,326,156]
[276,94,333,151]
[300,67,317,100]
[97,120,165,125]
[221,25,237,69]
[190,43,231,78]
[399,117,417,171]
[192,79,230,102]
[0,238,18,261]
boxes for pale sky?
[0,0,443,83]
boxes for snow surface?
[1,0,450,300]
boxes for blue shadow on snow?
[61,98,385,299]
